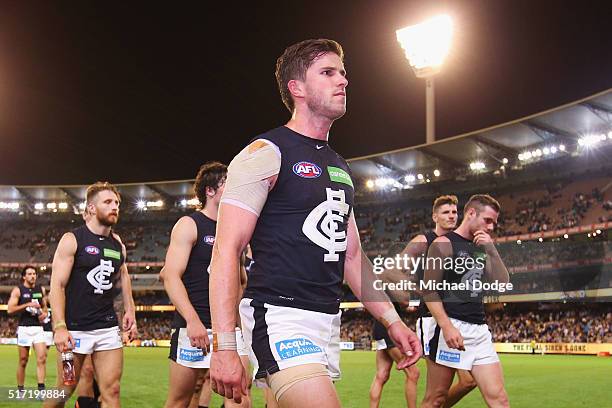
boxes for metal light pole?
[396,15,453,144]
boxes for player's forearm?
[210,246,240,333]
[120,271,136,314]
[425,301,452,329]
[7,303,28,314]
[485,246,510,283]
[345,250,397,325]
[49,284,66,326]
[163,274,201,324]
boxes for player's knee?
[424,388,448,407]
[37,354,47,365]
[492,388,509,407]
[375,367,391,384]
[18,355,29,367]
[80,364,95,381]
[103,381,120,401]
[458,376,477,391]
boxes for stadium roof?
[1,88,610,204]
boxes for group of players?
[8,38,512,407]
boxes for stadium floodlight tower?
[396,14,453,144]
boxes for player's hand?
[26,301,41,309]
[54,327,75,352]
[473,230,494,247]
[38,311,48,323]
[441,323,465,351]
[387,321,422,369]
[122,312,137,341]
[186,318,210,354]
[210,350,248,403]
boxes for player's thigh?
[167,360,204,402]
[456,369,476,388]
[91,348,123,388]
[276,372,340,408]
[424,359,455,394]
[470,362,507,398]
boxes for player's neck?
[201,204,218,221]
[86,219,112,237]
[22,281,34,289]
[286,110,332,142]
[454,223,473,240]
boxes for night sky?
[1,1,610,185]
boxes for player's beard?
[305,87,346,121]
[98,212,119,227]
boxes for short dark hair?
[21,265,36,277]
[275,38,344,112]
[432,195,458,213]
[86,181,121,204]
[464,194,501,214]
[194,162,227,206]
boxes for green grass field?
[0,346,610,407]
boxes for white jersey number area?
[302,188,350,262]
[87,259,115,294]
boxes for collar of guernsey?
[244,125,355,314]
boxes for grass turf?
[0,346,609,407]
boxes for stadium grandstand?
[1,90,611,354]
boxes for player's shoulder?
[410,234,429,243]
[111,231,124,245]
[10,285,21,296]
[171,215,198,239]
[432,235,451,244]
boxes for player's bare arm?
[50,232,78,352]
[159,216,210,350]
[380,234,429,302]
[423,236,465,351]
[473,231,510,284]
[114,236,137,341]
[344,212,422,368]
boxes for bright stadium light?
[47,202,57,210]
[502,158,508,164]
[35,202,44,210]
[136,200,146,209]
[608,131,612,140]
[79,202,86,210]
[58,202,68,210]
[563,234,569,239]
[417,173,424,180]
[542,147,550,155]
[469,161,485,171]
[558,144,565,151]
[433,169,441,177]
[186,198,199,206]
[396,14,453,144]
[550,146,558,154]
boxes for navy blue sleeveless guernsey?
[416,230,439,318]
[65,225,124,330]
[172,211,216,328]
[243,126,355,314]
[439,231,486,324]
[17,284,44,327]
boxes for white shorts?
[44,331,54,347]
[429,318,499,370]
[169,327,248,369]
[70,326,123,355]
[17,326,46,347]
[240,298,341,381]
[416,316,436,356]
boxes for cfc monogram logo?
[302,188,350,262]
[87,259,115,294]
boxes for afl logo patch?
[203,235,215,245]
[292,162,322,179]
[85,246,100,255]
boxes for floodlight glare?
[405,174,416,182]
[396,15,453,77]
[559,144,565,151]
[433,169,441,177]
[417,173,424,180]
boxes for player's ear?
[288,79,305,98]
